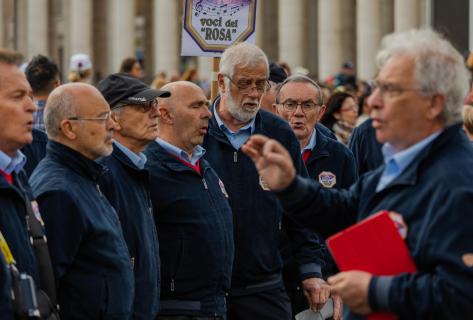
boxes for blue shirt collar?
[155,138,206,165]
[113,140,147,170]
[381,131,442,172]
[0,149,27,174]
[301,129,317,154]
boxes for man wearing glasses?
[273,74,357,318]
[97,73,170,320]
[203,42,324,320]
[29,83,134,319]
[242,29,473,319]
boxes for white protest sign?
[181,0,257,57]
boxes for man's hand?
[302,278,330,311]
[241,134,296,191]
[328,271,372,315]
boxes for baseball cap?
[97,73,171,108]
[70,53,92,71]
[269,62,288,84]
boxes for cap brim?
[123,88,171,105]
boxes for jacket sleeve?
[35,190,84,281]
[278,175,359,237]
[369,189,473,319]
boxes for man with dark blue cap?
[97,73,170,320]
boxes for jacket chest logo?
[318,171,336,188]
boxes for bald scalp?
[44,83,104,138]
[160,81,203,107]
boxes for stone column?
[278,0,305,72]
[26,0,49,58]
[68,0,93,59]
[153,0,180,76]
[256,0,278,62]
[107,0,135,74]
[318,0,356,81]
[395,0,421,31]
[357,0,383,80]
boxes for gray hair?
[377,28,470,125]
[275,74,324,105]
[44,88,76,138]
[219,42,269,79]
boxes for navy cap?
[97,73,170,108]
[269,62,288,84]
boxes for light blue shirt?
[376,131,441,192]
[113,140,147,170]
[155,138,206,166]
[213,97,256,150]
[0,149,27,174]
[301,129,317,154]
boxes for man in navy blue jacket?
[145,81,234,319]
[0,49,57,319]
[348,118,383,175]
[242,29,473,319]
[97,73,170,319]
[30,83,134,319]
[204,43,324,320]
[274,74,358,317]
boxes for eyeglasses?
[68,111,112,122]
[340,104,358,113]
[224,75,271,94]
[114,99,158,113]
[280,100,320,113]
[371,80,423,97]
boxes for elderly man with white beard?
[203,43,331,320]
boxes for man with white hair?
[30,83,134,319]
[204,43,327,319]
[242,29,473,319]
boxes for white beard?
[225,92,260,123]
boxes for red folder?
[327,211,417,320]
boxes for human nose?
[293,103,305,116]
[367,88,382,112]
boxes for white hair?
[219,42,269,79]
[377,28,470,125]
[44,88,76,138]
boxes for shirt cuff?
[368,275,393,311]
[298,263,323,280]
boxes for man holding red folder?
[242,29,473,319]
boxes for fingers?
[332,295,343,320]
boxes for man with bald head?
[145,81,234,319]
[29,83,134,319]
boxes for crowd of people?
[0,27,473,320]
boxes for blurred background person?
[119,56,143,79]
[68,53,93,83]
[151,71,169,90]
[321,92,358,145]
[463,104,473,142]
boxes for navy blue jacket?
[348,118,383,175]
[0,171,39,284]
[30,141,134,320]
[145,142,234,317]
[204,103,324,295]
[99,145,160,320]
[21,128,48,177]
[278,124,473,319]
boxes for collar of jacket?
[110,145,146,173]
[373,123,463,191]
[46,140,108,182]
[305,126,330,166]
[208,95,269,145]
[147,141,208,174]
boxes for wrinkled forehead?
[379,53,416,83]
[0,63,31,91]
[233,62,269,79]
[279,81,321,101]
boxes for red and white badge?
[318,171,336,188]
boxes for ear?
[426,94,446,121]
[158,106,174,124]
[333,111,341,120]
[272,103,280,115]
[53,78,61,88]
[59,119,78,140]
[316,105,327,121]
[217,73,226,94]
[110,112,121,131]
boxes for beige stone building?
[0,0,470,83]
